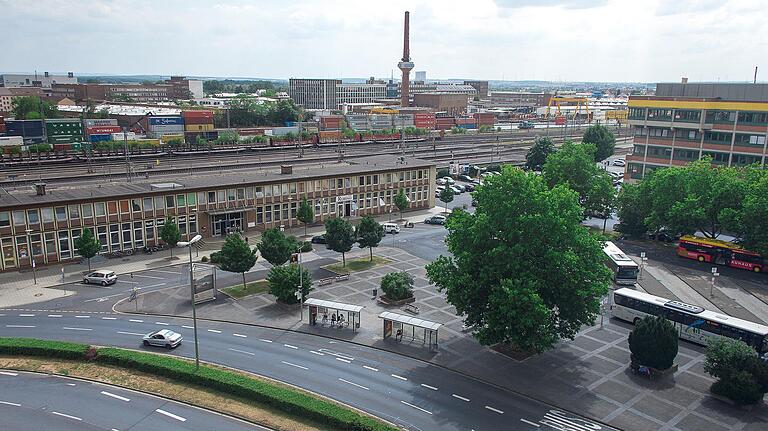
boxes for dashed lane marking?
[6,325,35,328]
[100,391,130,402]
[363,365,379,372]
[390,374,408,381]
[259,339,273,343]
[283,344,298,349]
[228,348,255,356]
[485,405,504,414]
[48,315,63,318]
[181,325,194,329]
[52,411,82,421]
[336,358,351,364]
[280,361,308,370]
[0,371,19,376]
[400,400,432,415]
[310,351,325,356]
[452,394,470,402]
[520,418,540,427]
[101,317,117,320]
[0,401,21,406]
[207,329,221,333]
[338,378,369,391]
[63,327,93,331]
[155,409,186,422]
[117,331,144,336]
[232,333,247,338]
[129,319,144,323]
[75,315,90,318]
[19,314,35,317]
[155,322,169,326]
[421,383,438,391]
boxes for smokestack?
[402,11,410,63]
[398,11,414,108]
[681,77,688,84]
[755,66,758,84]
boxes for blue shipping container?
[6,120,44,136]
[456,124,477,129]
[149,117,184,126]
[89,134,112,143]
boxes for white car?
[613,159,626,167]
[436,178,447,185]
[143,329,183,349]
[83,270,117,286]
[381,223,400,234]
[449,185,463,194]
[440,176,456,185]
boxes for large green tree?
[160,217,181,259]
[324,217,355,267]
[218,234,258,291]
[356,216,384,261]
[297,196,314,237]
[726,170,768,255]
[267,264,312,304]
[628,316,678,370]
[11,96,58,120]
[257,228,297,267]
[582,124,616,162]
[525,136,556,170]
[380,272,415,301]
[426,167,611,352]
[543,141,614,217]
[394,188,409,220]
[584,171,616,230]
[74,228,101,271]
[616,182,650,237]
[439,186,455,214]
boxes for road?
[0,312,617,431]
[0,371,267,431]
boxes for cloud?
[495,0,608,9]
[655,0,722,16]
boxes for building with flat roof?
[463,80,489,99]
[0,156,436,271]
[288,78,341,110]
[413,93,469,116]
[625,82,768,182]
[1,72,77,89]
[336,84,387,108]
[488,91,552,110]
[49,76,202,103]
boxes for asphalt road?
[0,371,267,431]
[0,312,616,431]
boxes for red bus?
[677,235,765,273]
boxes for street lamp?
[295,244,303,322]
[190,208,199,257]
[25,229,36,285]
[710,267,719,298]
[178,234,203,369]
[639,252,647,280]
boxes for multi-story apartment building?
[0,156,435,271]
[487,91,552,109]
[1,72,77,89]
[288,78,341,110]
[336,83,387,108]
[625,83,768,181]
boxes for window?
[337,178,343,189]
[632,145,646,156]
[255,187,264,198]
[122,223,131,245]
[97,226,107,251]
[673,110,701,122]
[68,205,80,220]
[208,191,216,203]
[81,204,93,218]
[702,151,729,164]
[187,193,196,206]
[704,131,732,144]
[359,176,365,186]
[154,196,165,210]
[145,220,155,242]
[246,187,254,199]
[198,192,207,205]
[290,183,296,194]
[143,197,153,211]
[176,194,185,208]
[59,231,71,259]
[227,189,236,202]
[41,208,54,223]
[165,195,175,209]
[217,190,225,203]
[189,215,196,234]
[95,202,106,217]
[237,188,245,200]
[119,200,129,214]
[274,204,281,221]
[647,108,672,120]
[130,199,141,212]
[44,232,57,255]
[647,146,671,158]
[109,224,119,247]
[27,209,40,225]
[256,207,263,224]
[648,128,669,138]
[107,201,118,215]
[13,210,25,226]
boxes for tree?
[542,142,599,203]
[257,228,296,267]
[439,186,455,214]
[159,217,181,258]
[727,170,768,256]
[704,338,768,405]
[218,234,258,291]
[582,124,616,162]
[297,196,314,237]
[616,182,650,237]
[11,96,58,120]
[267,264,312,304]
[628,316,678,370]
[525,136,555,170]
[425,167,611,352]
[74,228,101,271]
[356,216,384,261]
[380,272,414,301]
[324,217,355,267]
[584,171,616,231]
[394,188,409,220]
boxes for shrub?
[380,272,414,301]
[299,241,313,253]
[200,255,209,262]
[267,264,312,303]
[711,370,764,406]
[0,338,88,359]
[704,338,768,405]
[209,251,222,264]
[436,168,450,179]
[628,315,678,370]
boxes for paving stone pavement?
[115,245,768,431]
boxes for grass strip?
[222,280,271,299]
[324,256,392,274]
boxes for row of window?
[635,145,762,166]
[630,108,768,125]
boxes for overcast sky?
[1,0,766,83]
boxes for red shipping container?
[86,126,122,135]
[183,110,214,119]
[183,117,214,125]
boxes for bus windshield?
[617,266,638,279]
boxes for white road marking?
[259,339,273,343]
[132,274,164,280]
[232,333,247,338]
[118,280,140,285]
[52,411,82,421]
[280,361,308,370]
[155,322,169,326]
[66,383,76,386]
[390,374,408,381]
[485,405,504,414]
[155,408,186,422]
[338,378,369,391]
[310,351,325,356]
[101,317,117,320]
[520,418,540,427]
[421,383,438,391]
[0,400,21,406]
[6,325,35,328]
[141,282,168,289]
[452,394,470,402]
[19,314,35,317]
[0,371,19,376]
[541,410,601,431]
[228,348,255,356]
[400,400,432,415]
[101,391,130,402]
[318,348,354,361]
[336,357,351,364]
[117,331,144,336]
[181,325,194,329]
[283,344,298,349]
[363,365,379,372]
[75,315,90,318]
[129,319,144,323]
[207,329,221,333]
[48,314,63,318]
[63,327,92,331]
[151,269,181,275]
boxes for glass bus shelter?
[378,311,442,350]
[303,298,363,331]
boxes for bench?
[318,277,334,286]
[403,303,420,314]
[335,274,350,282]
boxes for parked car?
[424,215,447,225]
[518,120,535,129]
[381,223,400,234]
[613,159,626,167]
[311,234,327,244]
[458,175,474,182]
[449,185,463,194]
[471,179,482,186]
[440,176,456,185]
[83,270,117,286]
[436,178,447,185]
[453,184,466,193]
[143,329,183,349]
[648,229,679,243]
[463,183,475,192]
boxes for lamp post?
[295,244,303,322]
[178,234,202,369]
[190,208,199,257]
[710,267,719,298]
[25,229,36,285]
[639,252,647,280]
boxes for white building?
[1,72,77,88]
[415,71,426,82]
[336,84,386,108]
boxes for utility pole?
[123,126,131,182]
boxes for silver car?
[83,270,117,286]
[143,329,183,349]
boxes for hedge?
[0,338,396,431]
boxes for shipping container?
[48,135,80,144]
[112,132,136,141]
[147,124,184,133]
[86,125,122,136]
[5,119,44,135]
[53,144,71,151]
[83,118,118,127]
[148,116,184,126]
[184,124,214,132]
[183,116,215,125]
[237,127,268,136]
[89,133,112,143]
[182,110,214,118]
[0,136,24,147]
[271,126,300,136]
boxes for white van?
[381,223,400,234]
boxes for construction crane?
[544,97,591,121]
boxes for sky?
[0,0,766,83]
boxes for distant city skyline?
[0,0,765,83]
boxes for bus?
[677,235,765,273]
[612,288,768,356]
[603,241,639,286]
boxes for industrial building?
[413,93,470,116]
[625,82,768,181]
[0,156,435,271]
[464,80,489,99]
[488,91,552,110]
[1,72,77,89]
[48,76,203,103]
[288,78,342,110]
[336,83,387,107]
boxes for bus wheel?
[754,266,761,273]
[697,256,705,262]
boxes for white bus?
[612,288,768,356]
[603,241,639,286]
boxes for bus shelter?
[378,311,442,350]
[303,298,363,331]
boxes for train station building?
[0,155,436,271]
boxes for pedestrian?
[339,314,345,327]
[331,314,336,326]
[322,312,328,325]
